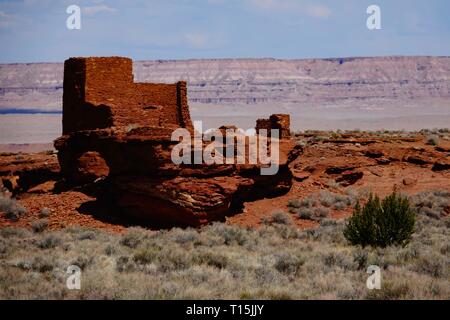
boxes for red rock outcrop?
[432,158,450,172]
[54,57,298,227]
[0,152,60,194]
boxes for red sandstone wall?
[133,83,179,128]
[63,58,87,134]
[84,57,134,105]
[255,114,291,138]
[255,119,272,133]
[177,81,193,132]
[270,114,291,138]
[62,56,193,135]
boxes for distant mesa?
[2,56,450,111]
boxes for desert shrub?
[410,190,450,219]
[344,192,415,248]
[264,211,292,225]
[104,244,116,256]
[440,243,450,255]
[314,207,330,218]
[31,219,48,233]
[253,266,283,287]
[0,227,29,238]
[0,193,27,221]
[319,191,335,207]
[17,256,55,273]
[158,247,193,272]
[273,252,305,276]
[292,191,354,210]
[116,256,137,273]
[193,251,229,269]
[322,251,354,270]
[329,131,341,139]
[206,223,248,246]
[77,230,96,240]
[319,218,338,226]
[334,201,347,210]
[319,191,352,208]
[352,249,368,270]
[425,134,439,146]
[70,254,95,271]
[414,253,446,278]
[333,194,353,208]
[287,199,302,208]
[38,208,51,218]
[366,281,410,300]
[37,234,61,249]
[325,180,341,189]
[169,228,200,245]
[120,228,147,248]
[297,208,314,220]
[0,239,7,255]
[133,246,160,265]
[295,207,329,220]
[288,191,355,221]
[312,135,328,142]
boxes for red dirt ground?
[1,132,449,232]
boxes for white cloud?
[249,0,292,10]
[82,5,117,16]
[248,0,331,19]
[184,33,208,48]
[306,4,331,19]
[0,11,13,28]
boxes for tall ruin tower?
[62,56,193,135]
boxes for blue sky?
[0,0,449,63]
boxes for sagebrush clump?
[262,211,292,225]
[31,219,49,233]
[410,190,450,219]
[344,192,415,248]
[288,190,358,221]
[0,193,27,221]
[425,134,440,146]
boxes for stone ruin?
[55,57,300,227]
[61,57,193,137]
[256,114,291,139]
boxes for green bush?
[344,192,415,248]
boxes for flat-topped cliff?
[1,56,449,111]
